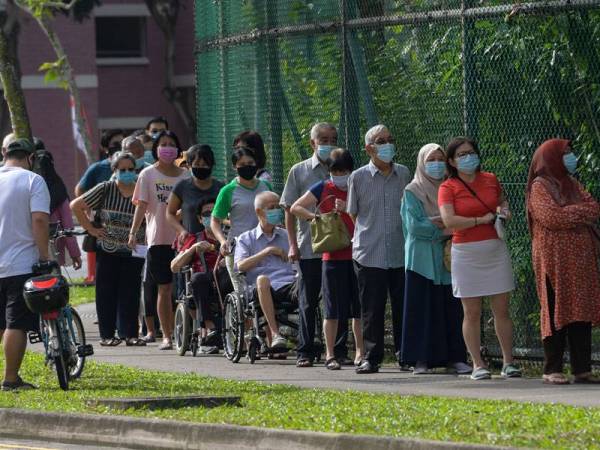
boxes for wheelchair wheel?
[174,303,191,356]
[247,337,259,364]
[191,332,199,357]
[223,293,244,363]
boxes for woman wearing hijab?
[33,146,82,270]
[400,144,470,375]
[526,139,600,385]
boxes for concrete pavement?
[28,302,600,408]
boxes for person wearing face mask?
[71,152,147,347]
[526,139,600,385]
[233,130,272,182]
[347,124,411,374]
[400,144,470,375]
[129,130,190,350]
[167,144,224,240]
[121,135,151,174]
[75,129,124,197]
[235,191,299,351]
[291,148,364,370]
[282,122,352,368]
[211,147,272,291]
[438,137,520,381]
[0,139,50,391]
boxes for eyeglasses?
[119,168,136,173]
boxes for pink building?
[3,0,195,193]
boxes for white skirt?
[451,239,515,298]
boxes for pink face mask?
[157,146,178,163]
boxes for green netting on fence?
[195,0,600,361]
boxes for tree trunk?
[0,24,31,140]
[38,16,94,165]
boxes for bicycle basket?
[23,275,69,313]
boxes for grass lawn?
[69,285,95,307]
[1,352,599,449]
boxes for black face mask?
[237,165,257,180]
[192,167,212,180]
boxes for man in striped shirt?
[347,125,411,374]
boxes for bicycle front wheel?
[66,308,86,379]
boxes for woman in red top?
[438,137,520,381]
[526,139,600,385]
[291,148,364,370]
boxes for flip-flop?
[325,358,341,370]
[542,373,570,385]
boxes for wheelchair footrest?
[77,344,94,357]
[28,331,43,344]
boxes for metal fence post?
[462,0,478,139]
[217,0,232,180]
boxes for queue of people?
[1,118,599,391]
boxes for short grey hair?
[2,133,15,150]
[365,124,389,145]
[310,122,337,141]
[122,135,144,151]
[110,151,137,171]
[254,191,279,210]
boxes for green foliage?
[69,285,95,307]
[3,351,600,449]
[38,57,68,89]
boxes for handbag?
[310,195,351,254]
[81,183,107,252]
[456,177,506,240]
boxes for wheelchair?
[173,253,226,357]
[218,254,323,364]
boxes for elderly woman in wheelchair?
[222,191,321,363]
[170,198,232,355]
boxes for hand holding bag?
[310,195,351,254]
[457,177,507,240]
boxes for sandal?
[470,366,492,380]
[296,358,313,368]
[1,376,37,391]
[158,340,173,350]
[325,358,341,370]
[100,338,122,347]
[126,338,147,347]
[543,373,570,385]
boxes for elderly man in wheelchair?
[171,198,232,355]
[233,191,301,356]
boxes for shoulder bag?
[310,195,351,254]
[456,177,506,240]
[81,182,108,252]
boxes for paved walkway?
[30,303,600,408]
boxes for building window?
[96,17,146,58]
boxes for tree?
[0,0,32,140]
[145,0,196,136]
[14,0,98,165]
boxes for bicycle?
[24,227,94,390]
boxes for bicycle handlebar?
[52,228,88,239]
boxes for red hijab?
[526,138,582,232]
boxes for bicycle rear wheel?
[66,308,86,379]
[49,320,69,390]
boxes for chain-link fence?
[194,0,600,362]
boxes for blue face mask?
[143,150,155,164]
[456,153,480,174]
[424,161,446,180]
[265,208,284,226]
[117,171,138,184]
[375,143,395,163]
[331,174,349,189]
[202,216,212,229]
[563,152,578,174]
[317,145,334,161]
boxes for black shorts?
[322,260,361,320]
[0,274,38,331]
[146,245,175,285]
[253,279,299,306]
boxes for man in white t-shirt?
[0,139,50,391]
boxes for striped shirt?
[347,161,411,269]
[280,154,330,260]
[83,181,145,255]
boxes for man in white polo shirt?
[0,139,50,391]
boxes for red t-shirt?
[178,231,219,273]
[309,180,354,261]
[438,172,501,244]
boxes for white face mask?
[330,174,349,189]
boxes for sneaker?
[1,376,37,391]
[202,329,219,346]
[271,334,288,350]
[413,362,431,375]
[501,363,522,378]
[470,367,492,380]
[200,345,219,355]
[398,362,412,372]
[449,362,473,375]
